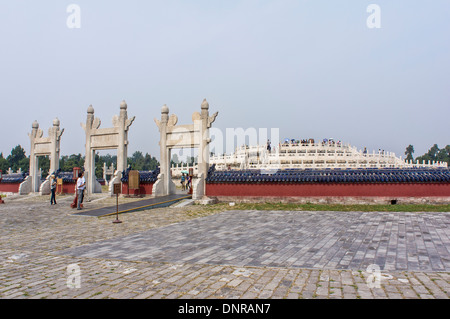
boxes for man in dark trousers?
[50,174,57,205]
[76,172,86,210]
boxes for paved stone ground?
[59,210,450,272]
[1,194,449,299]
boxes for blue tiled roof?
[54,172,106,184]
[0,173,27,183]
[205,166,450,184]
[56,172,76,183]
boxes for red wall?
[0,182,79,195]
[206,183,450,198]
[0,183,20,193]
[122,182,154,195]
[0,182,77,194]
[59,182,76,194]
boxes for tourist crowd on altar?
[280,138,343,147]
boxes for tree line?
[1,143,449,178]
[405,144,450,165]
[0,145,159,179]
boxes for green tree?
[60,154,84,172]
[0,153,9,174]
[142,153,159,171]
[436,148,448,163]
[427,144,440,160]
[437,145,450,165]
[100,154,116,168]
[7,145,27,172]
[128,151,147,170]
[94,152,104,178]
[126,152,159,171]
[405,145,414,162]
[37,156,49,178]
[18,157,29,173]
[416,144,450,165]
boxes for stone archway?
[81,100,135,195]
[153,99,218,200]
[24,118,64,194]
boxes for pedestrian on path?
[76,172,86,210]
[50,174,57,205]
[181,173,186,191]
[186,175,191,191]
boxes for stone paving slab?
[0,196,449,299]
[58,210,450,272]
[1,253,449,300]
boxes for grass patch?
[204,202,450,212]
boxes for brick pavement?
[0,194,449,299]
[59,210,450,272]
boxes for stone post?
[117,100,129,174]
[198,99,210,198]
[49,118,63,174]
[28,121,40,192]
[103,162,107,180]
[159,105,170,195]
[84,105,95,195]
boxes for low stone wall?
[210,195,450,205]
[1,181,98,195]
[0,183,21,194]
[206,182,450,204]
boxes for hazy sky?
[1,0,449,162]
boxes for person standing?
[50,174,57,205]
[76,172,86,210]
[181,173,186,191]
[186,175,192,191]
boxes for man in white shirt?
[76,172,86,210]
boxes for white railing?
[209,144,448,170]
[170,163,199,177]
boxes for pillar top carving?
[201,98,209,110]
